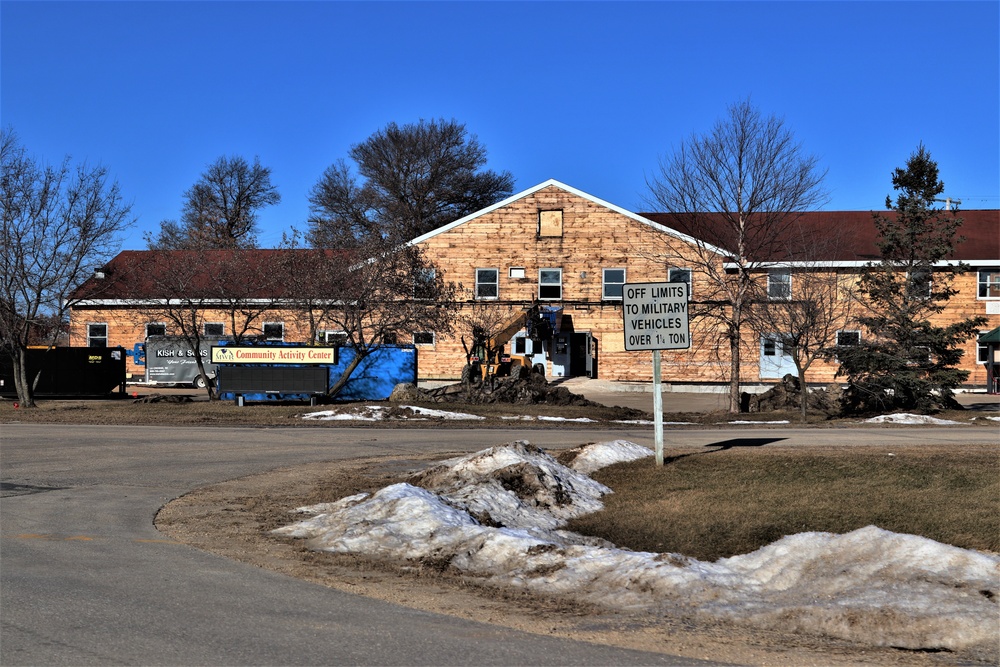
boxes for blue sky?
[3,1,998,250]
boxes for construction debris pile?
[391,373,607,408]
[743,374,840,413]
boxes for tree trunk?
[12,346,37,408]
[326,351,366,399]
[728,333,741,413]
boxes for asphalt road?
[0,424,734,667]
[2,424,997,666]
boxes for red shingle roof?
[639,210,999,262]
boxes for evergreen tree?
[836,144,986,413]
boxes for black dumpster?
[0,347,127,397]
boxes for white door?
[760,335,796,379]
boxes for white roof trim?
[732,259,1000,270]
[405,178,731,256]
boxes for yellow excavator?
[463,304,553,382]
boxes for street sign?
[622,282,690,351]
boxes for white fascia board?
[405,178,731,257]
[728,259,1000,271]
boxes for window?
[979,269,1000,299]
[413,331,435,345]
[538,210,563,237]
[475,268,498,299]
[978,340,990,363]
[908,269,932,299]
[263,322,284,341]
[203,322,224,337]
[509,267,525,279]
[836,330,861,347]
[762,338,777,356]
[539,268,562,300]
[514,337,527,354]
[146,323,166,338]
[383,332,398,344]
[322,330,349,345]
[602,268,625,300]
[767,269,792,300]
[413,268,436,300]
[669,267,692,300]
[87,323,108,347]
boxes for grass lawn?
[566,445,1000,561]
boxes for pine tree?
[836,145,986,413]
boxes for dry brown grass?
[567,445,1000,561]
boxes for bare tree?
[644,99,827,412]
[454,293,534,384]
[146,155,280,249]
[300,238,456,398]
[103,249,287,398]
[308,119,513,247]
[0,128,134,407]
[757,268,857,421]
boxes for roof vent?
[94,269,106,279]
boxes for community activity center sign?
[622,282,690,351]
[210,346,337,364]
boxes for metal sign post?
[622,282,691,466]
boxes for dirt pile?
[743,374,840,413]
[405,373,601,407]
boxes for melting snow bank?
[865,413,964,425]
[274,440,999,655]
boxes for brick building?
[69,180,1000,389]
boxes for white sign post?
[622,282,691,466]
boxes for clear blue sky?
[3,1,998,250]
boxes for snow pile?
[865,413,963,425]
[302,405,484,421]
[274,440,1000,654]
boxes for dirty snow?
[865,413,964,425]
[302,405,484,421]
[275,440,999,655]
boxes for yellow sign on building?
[210,346,337,364]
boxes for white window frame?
[145,322,167,338]
[413,331,435,346]
[203,322,225,337]
[907,268,932,299]
[263,322,284,341]
[978,339,990,363]
[602,268,626,300]
[475,268,499,300]
[767,269,792,300]
[413,267,436,300]
[322,330,349,345]
[668,267,693,300]
[538,268,562,300]
[836,329,861,348]
[87,322,108,347]
[978,269,1000,299]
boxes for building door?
[760,334,796,379]
[570,332,594,378]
